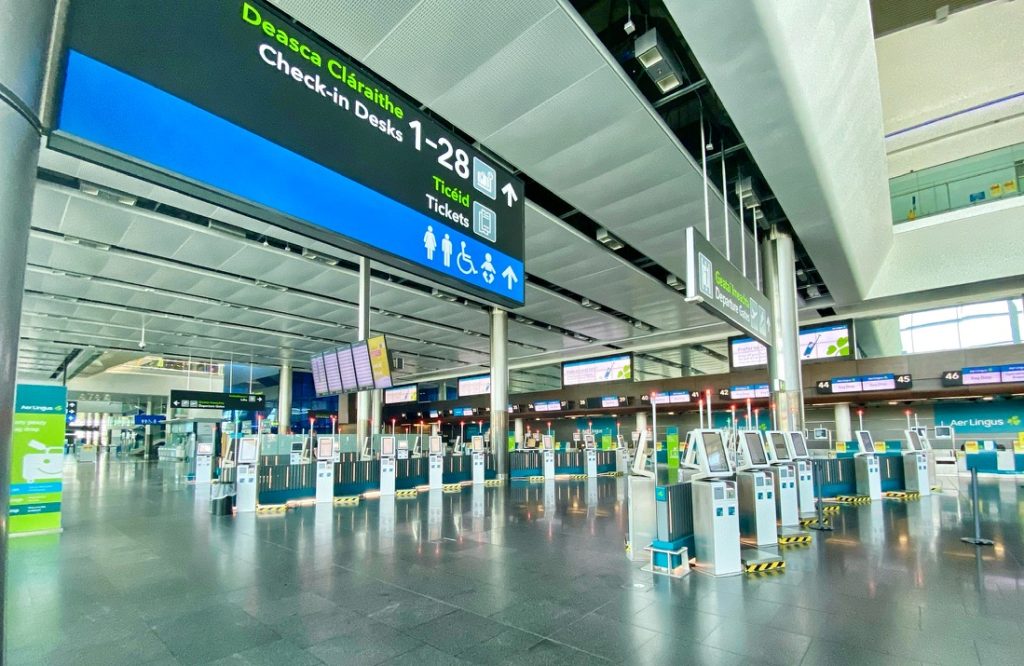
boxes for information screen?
[366,335,393,389]
[962,366,1002,385]
[652,391,691,405]
[336,345,357,392]
[428,436,442,455]
[532,400,561,412]
[861,374,897,391]
[768,432,790,461]
[906,430,922,451]
[351,341,375,391]
[458,374,491,397]
[934,426,953,439]
[311,353,328,396]
[743,432,767,466]
[384,385,418,405]
[380,436,395,458]
[562,354,632,386]
[855,431,874,452]
[324,350,344,393]
[1000,364,1024,382]
[789,432,809,457]
[730,384,770,400]
[702,431,730,473]
[730,321,852,369]
[238,437,258,463]
[55,0,525,307]
[601,396,621,408]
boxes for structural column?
[514,418,524,448]
[635,411,648,439]
[489,308,509,478]
[762,227,804,431]
[278,362,292,434]
[0,1,57,657]
[370,390,382,435]
[834,403,852,442]
[355,258,373,445]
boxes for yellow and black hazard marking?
[834,495,871,505]
[745,560,785,573]
[599,471,624,477]
[256,504,287,514]
[884,490,920,501]
[778,534,812,545]
[800,517,830,528]
[484,479,504,487]
[442,483,463,493]
[334,495,361,506]
[394,489,419,499]
[527,475,546,483]
[568,474,589,480]
[820,505,841,514]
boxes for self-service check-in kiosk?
[735,431,778,547]
[471,435,486,485]
[360,436,373,461]
[542,435,555,478]
[584,433,598,478]
[902,430,931,495]
[616,434,631,474]
[786,431,816,516]
[315,436,335,503]
[412,436,422,458]
[853,431,882,500]
[452,436,464,455]
[195,440,214,485]
[765,432,801,528]
[685,430,742,576]
[397,438,409,460]
[380,436,396,496]
[428,435,444,489]
[236,436,259,512]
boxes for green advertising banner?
[666,428,680,470]
[601,434,613,451]
[11,384,67,534]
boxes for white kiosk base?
[380,457,396,496]
[903,452,930,495]
[471,451,486,485]
[543,450,555,479]
[855,455,882,500]
[768,465,800,527]
[616,447,631,474]
[236,464,257,513]
[692,479,742,576]
[195,454,213,485]
[316,461,334,503]
[795,460,815,515]
[428,454,444,489]
[585,448,598,478]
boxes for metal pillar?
[514,418,524,448]
[834,403,852,442]
[1,1,57,657]
[278,362,292,434]
[489,308,509,479]
[370,389,382,435]
[762,227,804,431]
[356,258,372,444]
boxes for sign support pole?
[356,257,372,447]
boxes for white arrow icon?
[501,182,518,208]
[502,266,519,290]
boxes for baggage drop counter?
[810,457,857,497]
[508,449,616,477]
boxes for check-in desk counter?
[962,446,1024,474]
[810,453,857,497]
[508,449,616,477]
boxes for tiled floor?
[6,458,1024,664]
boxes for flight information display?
[351,341,374,390]
[323,350,343,393]
[531,400,562,412]
[942,364,1024,386]
[562,354,632,386]
[730,384,770,400]
[458,374,490,397]
[384,384,417,405]
[729,321,852,369]
[336,346,357,392]
[650,391,692,405]
[817,373,912,394]
[367,335,393,389]
[311,353,328,396]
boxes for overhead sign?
[350,341,375,391]
[170,390,265,411]
[816,373,912,395]
[686,227,771,345]
[730,384,770,400]
[644,391,693,405]
[530,400,566,413]
[54,0,525,306]
[730,321,852,369]
[11,385,67,534]
[934,400,1024,434]
[134,414,166,426]
[562,354,633,387]
[458,374,491,398]
[942,365,1024,387]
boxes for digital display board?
[531,400,562,413]
[310,353,328,396]
[350,341,375,391]
[601,396,621,408]
[366,335,393,389]
[729,384,770,400]
[54,0,525,307]
[336,345,357,393]
[943,365,1024,387]
[562,354,632,386]
[384,385,418,405]
[458,374,490,397]
[451,407,476,417]
[817,374,912,395]
[729,321,853,370]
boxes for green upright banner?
[601,434,613,451]
[11,384,67,535]
[666,428,680,470]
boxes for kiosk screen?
[743,432,767,466]
[702,431,730,473]
[855,430,874,452]
[380,436,395,458]
[906,430,922,451]
[934,426,953,439]
[769,432,790,461]
[789,431,809,457]
[585,435,596,450]
[238,437,258,464]
[472,435,484,451]
[290,442,303,453]
[428,436,442,455]
[542,435,553,450]
[317,437,333,459]
[812,428,829,440]
[196,442,213,456]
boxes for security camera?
[624,18,636,35]
[138,340,146,350]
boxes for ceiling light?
[635,29,685,94]
[666,274,685,291]
[581,298,601,310]
[596,227,624,251]
[633,321,649,331]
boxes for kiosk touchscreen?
[397,438,409,460]
[316,437,334,460]
[852,430,881,499]
[765,431,799,526]
[615,434,631,474]
[361,436,373,461]
[289,441,305,466]
[766,432,791,463]
[236,436,259,513]
[380,436,396,496]
[687,430,742,575]
[315,436,335,503]
[471,435,486,485]
[787,431,816,515]
[902,430,931,495]
[427,435,443,488]
[738,431,769,469]
[735,431,777,547]
[630,430,654,479]
[195,441,214,484]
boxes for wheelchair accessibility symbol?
[456,242,477,275]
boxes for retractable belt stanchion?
[961,466,994,546]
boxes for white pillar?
[490,308,509,477]
[278,362,292,434]
[514,418,524,447]
[356,257,372,443]
[762,227,804,431]
[834,403,852,442]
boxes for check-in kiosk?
[765,432,800,527]
[428,435,444,489]
[584,433,598,478]
[360,436,373,461]
[236,436,259,513]
[735,431,778,547]
[902,430,931,495]
[452,436,464,455]
[412,436,422,458]
[542,435,555,478]
[315,436,335,503]
[616,434,631,474]
[630,429,654,479]
[289,440,306,466]
[852,430,882,500]
[397,438,409,460]
[380,436,396,496]
[195,440,214,485]
[686,430,742,576]
[471,435,486,485]
[786,431,816,516]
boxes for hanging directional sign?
[170,390,264,411]
[685,227,771,345]
[52,0,525,307]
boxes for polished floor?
[6,458,1024,665]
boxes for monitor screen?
[291,441,304,453]
[351,341,375,391]
[336,345,357,392]
[702,431,730,473]
[542,435,553,450]
[366,335,393,389]
[311,353,329,396]
[428,436,442,455]
[380,436,395,457]
[769,432,790,461]
[812,427,828,440]
[585,435,596,450]
[743,432,767,466]
[856,430,874,452]
[324,349,344,393]
[934,426,953,439]
[789,432,809,457]
[317,437,333,459]
[906,430,921,451]
[196,442,213,456]
[397,438,408,451]
[238,437,258,464]
[471,435,484,451]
